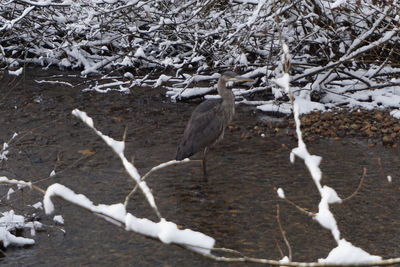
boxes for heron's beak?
[230,76,255,82]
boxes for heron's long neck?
[218,78,235,124]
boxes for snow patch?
[8,67,23,76]
[319,239,382,264]
[257,101,292,114]
[277,188,285,199]
[6,188,14,200]
[390,109,400,119]
[53,215,64,225]
[32,202,43,210]
[0,210,35,247]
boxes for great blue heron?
[175,71,253,176]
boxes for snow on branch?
[273,34,385,265]
[43,183,215,255]
[0,5,35,32]
[71,109,161,218]
[1,0,398,110]
[0,176,32,188]
[0,210,36,248]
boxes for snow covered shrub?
[0,0,399,106]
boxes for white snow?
[277,188,285,199]
[72,109,159,212]
[314,186,342,241]
[147,159,189,174]
[294,98,325,115]
[257,101,292,114]
[25,221,42,236]
[8,67,23,76]
[0,227,35,247]
[256,95,324,115]
[53,215,64,225]
[238,53,249,65]
[390,109,400,119]
[0,176,32,188]
[50,170,56,177]
[72,110,124,155]
[387,175,392,183]
[6,188,14,200]
[168,87,216,101]
[95,203,127,223]
[134,47,146,58]
[272,73,290,94]
[44,183,215,255]
[71,109,94,128]
[319,239,382,264]
[120,56,133,66]
[125,215,215,255]
[124,72,134,79]
[277,45,384,261]
[32,202,43,210]
[44,183,93,215]
[35,80,74,87]
[47,110,217,255]
[279,256,290,263]
[246,0,266,26]
[0,143,9,161]
[0,210,35,247]
[155,74,171,87]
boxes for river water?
[0,67,398,266]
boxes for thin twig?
[276,204,292,261]
[377,158,386,180]
[342,168,366,202]
[124,159,190,207]
[279,198,315,217]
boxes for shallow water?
[0,67,399,266]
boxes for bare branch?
[342,168,366,203]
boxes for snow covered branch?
[43,183,215,255]
[272,35,394,265]
[71,109,162,219]
[0,0,398,111]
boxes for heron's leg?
[202,147,208,179]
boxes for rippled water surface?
[0,68,399,266]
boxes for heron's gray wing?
[176,100,224,160]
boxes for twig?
[282,197,315,216]
[276,204,292,261]
[202,251,400,266]
[342,168,366,202]
[124,159,190,207]
[292,29,398,82]
[274,238,285,258]
[33,154,92,184]
[377,158,386,180]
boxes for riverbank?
[241,109,400,147]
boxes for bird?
[175,71,253,176]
